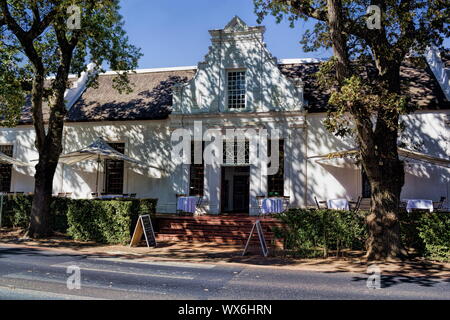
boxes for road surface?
[0,246,448,300]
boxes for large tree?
[255,0,449,259]
[0,0,141,237]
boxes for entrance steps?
[154,215,283,247]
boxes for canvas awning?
[0,151,32,167]
[308,147,450,168]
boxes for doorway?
[221,166,250,214]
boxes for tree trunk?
[364,152,406,260]
[28,158,58,238]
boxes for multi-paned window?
[227,70,246,109]
[0,145,13,193]
[104,143,125,195]
[267,140,284,196]
[189,141,204,196]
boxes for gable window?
[227,70,246,109]
[267,140,284,196]
[0,145,13,192]
[105,143,125,195]
[189,141,204,196]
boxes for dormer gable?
[172,16,304,115]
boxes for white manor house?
[1,16,449,215]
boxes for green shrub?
[1,196,158,245]
[273,209,367,258]
[417,213,450,262]
[66,199,157,245]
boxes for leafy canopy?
[0,0,142,126]
[254,0,450,137]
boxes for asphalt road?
[0,246,448,300]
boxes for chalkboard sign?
[129,215,157,248]
[242,220,269,257]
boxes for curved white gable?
[172,16,304,115]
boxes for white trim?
[278,58,328,64]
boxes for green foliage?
[274,209,367,258]
[1,196,158,245]
[276,208,450,261]
[1,195,69,232]
[66,199,157,245]
[417,213,450,262]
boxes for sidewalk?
[1,228,449,279]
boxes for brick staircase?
[154,215,283,247]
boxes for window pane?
[0,145,13,192]
[267,140,284,196]
[227,71,246,109]
[105,143,125,195]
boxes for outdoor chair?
[314,196,328,209]
[282,196,290,213]
[91,193,99,198]
[433,197,446,212]
[129,193,137,198]
[256,196,265,216]
[350,197,362,213]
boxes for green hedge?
[273,209,367,258]
[0,195,157,245]
[275,208,450,261]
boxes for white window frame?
[226,69,247,111]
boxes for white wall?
[305,111,450,207]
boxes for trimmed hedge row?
[0,195,157,245]
[274,209,450,261]
[273,209,367,258]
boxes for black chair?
[350,197,362,213]
[314,196,327,209]
[434,197,446,212]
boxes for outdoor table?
[261,197,284,215]
[405,199,434,213]
[177,196,199,214]
[327,199,350,210]
[97,194,126,200]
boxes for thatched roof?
[16,59,449,124]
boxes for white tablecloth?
[327,199,350,210]
[97,195,125,199]
[177,196,199,214]
[405,199,433,213]
[261,198,284,214]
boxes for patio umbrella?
[58,137,164,194]
[308,147,450,168]
[0,151,32,167]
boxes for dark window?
[362,169,372,198]
[267,140,284,196]
[0,145,13,192]
[189,141,204,196]
[227,71,246,109]
[105,143,125,195]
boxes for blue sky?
[119,0,331,69]
[119,1,449,69]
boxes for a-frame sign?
[242,220,269,257]
[129,215,157,248]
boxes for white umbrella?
[0,151,32,167]
[59,137,164,194]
